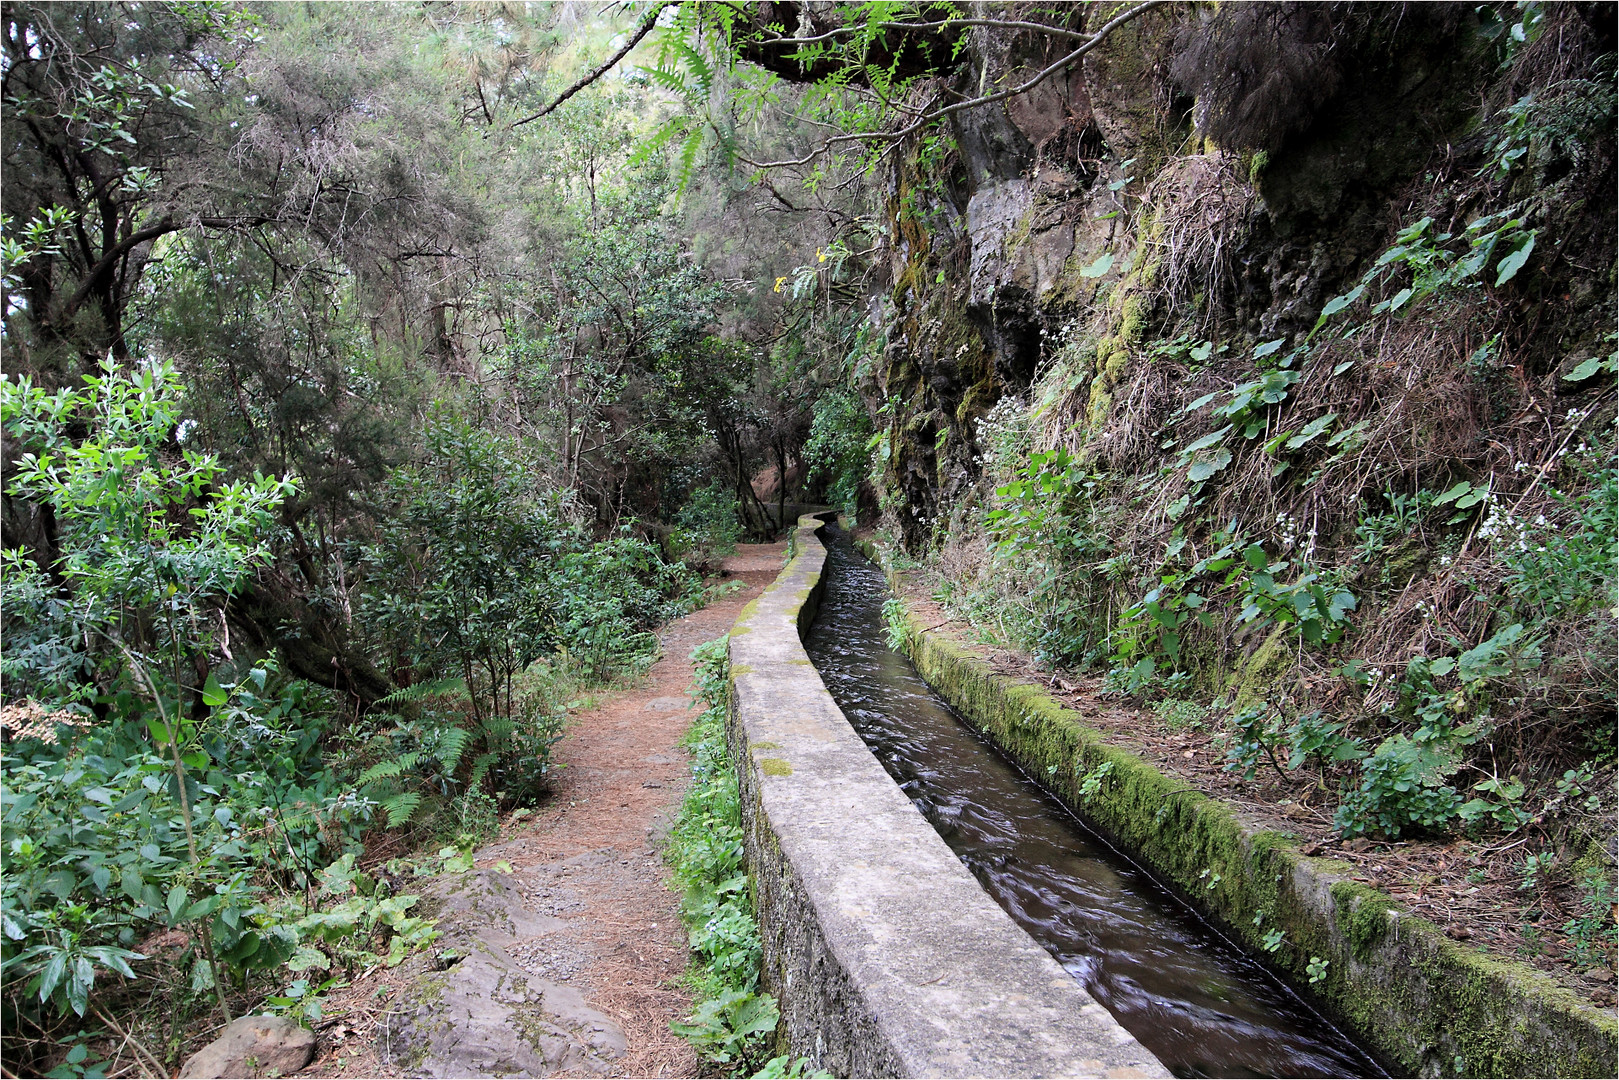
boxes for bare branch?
[743,0,1170,172]
[507,1,675,131]
[755,17,1092,48]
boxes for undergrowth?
[664,636,826,1079]
[897,6,1617,984]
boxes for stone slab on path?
[379,869,627,1078]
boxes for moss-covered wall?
[860,539,1617,1079]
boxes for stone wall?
[726,513,1168,1078]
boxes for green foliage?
[362,408,695,718]
[0,694,434,1029]
[1077,760,1115,802]
[1493,463,1617,621]
[673,483,744,569]
[1,358,295,712]
[665,637,778,1070]
[983,447,1117,667]
[1152,699,1208,730]
[1306,956,1329,985]
[802,388,874,515]
[1110,535,1357,679]
[0,358,447,1041]
[881,598,912,652]
[1311,209,1543,344]
[751,1055,834,1079]
[1219,705,1365,783]
[1563,866,1618,972]
[1333,735,1463,839]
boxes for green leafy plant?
[1077,760,1115,802]
[882,598,912,652]
[1310,209,1541,345]
[665,637,779,1070]
[673,482,744,570]
[1458,776,1533,832]
[751,1055,834,1079]
[1333,736,1463,839]
[1563,866,1618,972]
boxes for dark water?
[803,528,1385,1080]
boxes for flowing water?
[803,527,1386,1079]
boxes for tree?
[1,2,264,371]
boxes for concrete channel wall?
[859,539,1618,1080]
[726,514,1169,1079]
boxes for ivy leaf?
[1079,252,1114,279]
[1253,338,1286,359]
[1187,447,1232,481]
[1494,232,1536,285]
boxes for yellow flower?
[773,276,787,293]
[817,248,827,263]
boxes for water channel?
[802,526,1386,1079]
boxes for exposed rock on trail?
[181,1014,317,1078]
[300,544,785,1080]
[378,869,627,1078]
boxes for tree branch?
[753,16,1092,48]
[507,1,675,131]
[741,0,1169,172]
[55,215,276,324]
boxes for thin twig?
[741,0,1169,170]
[93,1005,169,1079]
[507,1,676,130]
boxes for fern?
[435,726,471,774]
[467,751,499,792]
[380,792,422,829]
[358,751,422,789]
[374,677,466,707]
[482,716,516,747]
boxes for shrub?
[1333,735,1463,838]
[802,389,873,516]
[672,482,743,570]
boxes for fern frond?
[436,726,471,773]
[676,128,704,196]
[374,677,466,707]
[629,115,690,169]
[358,751,421,789]
[381,792,422,829]
[467,751,499,792]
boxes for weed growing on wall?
[665,637,778,1071]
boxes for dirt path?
[301,543,786,1079]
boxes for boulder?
[179,1014,316,1079]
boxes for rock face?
[179,1015,316,1079]
[380,869,626,1078]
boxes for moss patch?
[758,758,793,777]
